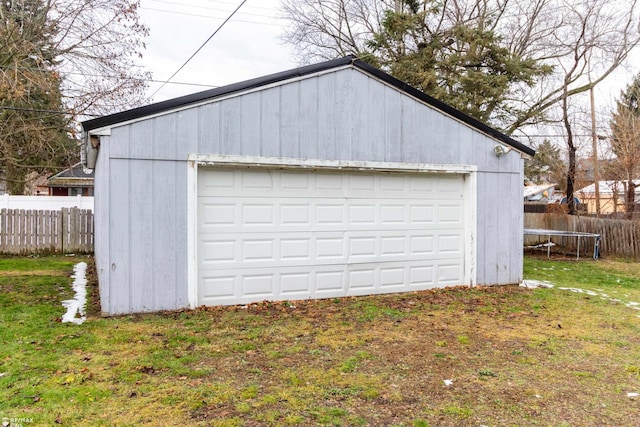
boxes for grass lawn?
[1,254,639,426]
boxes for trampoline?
[524,228,601,259]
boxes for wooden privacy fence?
[525,213,640,259]
[0,208,94,254]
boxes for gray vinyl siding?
[96,66,524,315]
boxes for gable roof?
[49,162,95,180]
[82,56,534,157]
[47,162,94,188]
[576,180,640,196]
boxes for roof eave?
[81,56,355,132]
[350,59,535,157]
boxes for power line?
[3,65,220,89]
[149,0,248,99]
[140,6,278,26]
[147,0,276,18]
[0,105,101,117]
[200,0,273,12]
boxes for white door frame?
[186,154,477,309]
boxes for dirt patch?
[84,257,102,317]
[183,286,640,426]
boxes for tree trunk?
[5,162,27,195]
[566,144,577,215]
[625,178,636,220]
[563,91,577,215]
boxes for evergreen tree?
[365,0,552,127]
[524,140,564,185]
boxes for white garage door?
[197,167,466,306]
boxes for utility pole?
[590,85,601,216]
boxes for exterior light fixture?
[494,144,512,157]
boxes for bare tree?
[1,0,149,193]
[281,0,389,63]
[280,0,640,215]
[50,0,150,117]
[609,75,640,219]
[527,0,640,214]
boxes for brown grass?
[1,256,640,426]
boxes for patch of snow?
[558,287,599,296]
[520,280,554,289]
[522,280,640,314]
[526,242,557,249]
[61,262,88,325]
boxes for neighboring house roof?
[524,183,556,199]
[576,180,640,196]
[48,163,95,187]
[82,56,534,157]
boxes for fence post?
[69,206,78,253]
[0,209,5,252]
[56,209,64,253]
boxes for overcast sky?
[136,0,637,129]
[139,0,296,102]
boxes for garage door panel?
[281,272,312,295]
[438,204,463,223]
[410,205,435,224]
[200,275,237,302]
[380,205,406,224]
[316,204,345,225]
[315,270,345,293]
[438,234,464,254]
[380,236,405,256]
[437,264,464,283]
[349,236,376,258]
[197,168,467,306]
[241,274,276,297]
[243,239,275,261]
[281,204,311,225]
[200,240,237,264]
[316,237,345,260]
[348,268,377,290]
[409,265,435,288]
[200,198,459,232]
[198,257,465,306]
[349,204,376,224]
[199,230,457,269]
[410,235,434,255]
[380,267,405,288]
[199,203,236,227]
[281,238,311,260]
[199,169,461,200]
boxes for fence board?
[0,208,94,254]
[525,213,640,259]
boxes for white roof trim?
[188,154,477,174]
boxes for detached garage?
[82,56,534,315]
